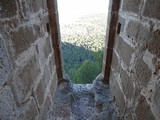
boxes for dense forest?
[60,14,107,84]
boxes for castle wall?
[0,0,58,119]
[108,0,160,119]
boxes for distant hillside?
[60,13,107,51]
[60,14,107,83]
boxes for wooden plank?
[47,0,63,83]
[103,0,121,84]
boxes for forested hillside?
[60,14,107,83]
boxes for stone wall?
[0,0,58,119]
[109,0,160,119]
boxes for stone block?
[52,102,71,119]
[143,0,160,20]
[40,96,52,120]
[10,26,42,56]
[17,97,39,120]
[122,0,141,13]
[48,55,55,76]
[135,58,151,87]
[50,73,58,97]
[135,96,155,120]
[120,70,134,99]
[13,55,40,104]
[38,36,52,60]
[32,0,44,12]
[148,29,160,58]
[0,0,17,18]
[0,87,17,120]
[111,51,119,71]
[126,20,149,45]
[37,38,52,66]
[34,79,45,107]
[109,71,116,86]
[34,64,52,106]
[115,36,134,67]
[153,83,160,119]
[124,113,133,120]
[110,75,125,116]
[21,0,46,18]
[93,74,111,112]
[44,37,52,58]
[44,65,51,85]
[0,37,11,86]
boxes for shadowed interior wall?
[0,0,58,119]
[108,0,160,119]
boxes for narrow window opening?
[57,0,109,84]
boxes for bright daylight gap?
[57,0,109,84]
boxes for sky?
[57,0,109,25]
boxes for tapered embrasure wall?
[107,0,160,119]
[0,0,58,119]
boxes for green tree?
[73,60,101,84]
[93,50,103,65]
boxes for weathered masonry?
[0,0,160,120]
[107,0,160,119]
[0,0,57,119]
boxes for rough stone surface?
[50,73,58,96]
[17,97,39,120]
[115,36,134,67]
[122,0,141,13]
[135,96,156,120]
[148,29,160,58]
[124,113,133,120]
[120,70,134,99]
[111,52,119,71]
[13,55,40,104]
[44,37,52,58]
[0,37,11,86]
[93,74,111,110]
[34,79,45,107]
[50,76,118,120]
[111,76,125,117]
[0,0,17,18]
[153,83,160,119]
[109,0,160,119]
[0,0,57,119]
[10,26,40,56]
[40,96,52,120]
[143,0,160,20]
[0,87,17,120]
[135,58,152,87]
[126,20,149,45]
[32,0,44,12]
